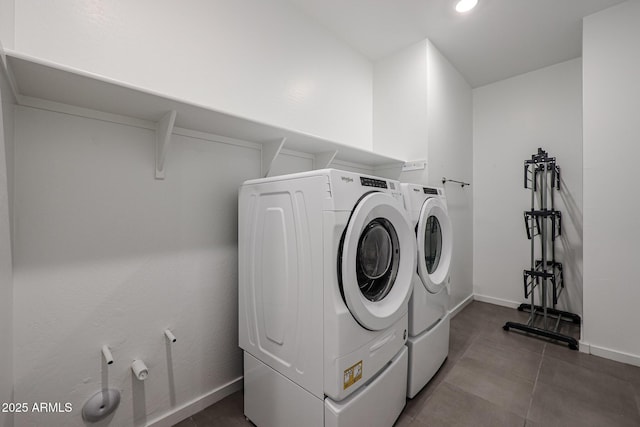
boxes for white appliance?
[239,169,417,427]
[400,183,453,398]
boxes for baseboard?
[449,293,474,318]
[146,376,243,427]
[472,294,521,309]
[578,341,590,354]
[471,296,640,368]
[580,342,640,368]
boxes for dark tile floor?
[174,301,640,427]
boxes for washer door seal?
[340,192,416,330]
[416,197,452,294]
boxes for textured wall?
[0,44,15,427]
[13,0,373,150]
[373,39,474,311]
[473,58,583,316]
[582,0,640,363]
[0,0,14,49]
[373,39,429,177]
[425,40,474,312]
[11,105,314,426]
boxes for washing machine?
[239,169,417,427]
[400,183,453,398]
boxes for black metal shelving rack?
[503,148,581,350]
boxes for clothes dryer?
[400,183,453,398]
[239,169,417,427]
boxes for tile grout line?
[525,343,546,423]
[459,325,483,359]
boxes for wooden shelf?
[3,50,405,179]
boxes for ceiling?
[285,0,626,87]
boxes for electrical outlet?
[402,160,426,172]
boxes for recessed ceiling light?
[455,0,478,13]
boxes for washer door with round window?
[416,197,453,294]
[340,192,416,331]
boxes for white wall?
[0,0,14,49]
[0,44,15,427]
[373,39,474,311]
[373,39,429,183]
[13,0,373,150]
[473,59,583,316]
[426,40,474,312]
[582,0,640,364]
[10,105,313,426]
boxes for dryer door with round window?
[340,192,416,331]
[416,197,453,294]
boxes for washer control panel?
[360,177,388,189]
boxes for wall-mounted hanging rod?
[442,177,470,187]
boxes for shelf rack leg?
[503,321,579,350]
[541,163,548,329]
[528,165,536,327]
[517,304,581,324]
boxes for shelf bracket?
[155,110,177,180]
[262,137,286,178]
[313,151,338,170]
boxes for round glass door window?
[424,216,442,274]
[356,218,400,302]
